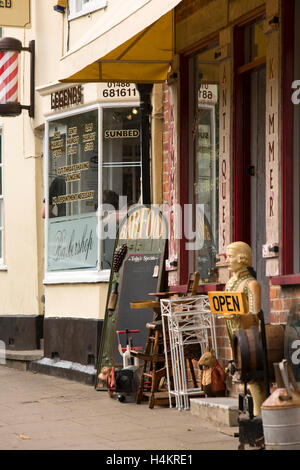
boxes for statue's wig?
[226,241,252,267]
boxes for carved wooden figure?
[198,348,226,397]
[225,241,266,416]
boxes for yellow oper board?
[0,0,31,28]
[208,291,247,315]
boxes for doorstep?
[3,349,44,372]
[190,397,239,427]
[29,357,97,386]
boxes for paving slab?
[0,366,238,450]
[190,397,239,427]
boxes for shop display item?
[262,359,300,450]
[225,241,266,416]
[198,347,226,397]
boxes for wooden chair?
[130,272,202,408]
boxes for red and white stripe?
[0,51,19,103]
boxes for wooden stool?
[130,319,172,408]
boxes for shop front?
[56,0,300,376]
[35,80,142,382]
[169,0,299,369]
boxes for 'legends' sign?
[0,0,30,27]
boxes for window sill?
[68,1,107,21]
[271,274,300,286]
[170,283,224,294]
[0,265,7,271]
[44,269,110,285]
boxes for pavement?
[0,365,238,451]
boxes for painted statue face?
[226,247,241,273]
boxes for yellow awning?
[59,0,182,84]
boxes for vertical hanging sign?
[218,29,233,260]
[0,0,31,28]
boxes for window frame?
[184,41,220,285]
[0,127,4,268]
[271,0,300,286]
[43,101,141,285]
[68,0,107,21]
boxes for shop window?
[45,104,141,280]
[0,129,3,264]
[293,0,300,273]
[243,18,266,65]
[68,0,107,20]
[188,43,219,282]
[102,107,141,269]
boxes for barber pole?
[0,50,19,103]
[0,36,34,117]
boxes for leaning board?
[96,205,167,389]
[111,253,162,363]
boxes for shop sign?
[51,85,83,110]
[0,0,31,28]
[198,84,218,105]
[104,129,139,139]
[198,124,210,148]
[208,291,247,315]
[48,214,98,271]
[119,206,167,241]
[99,82,138,101]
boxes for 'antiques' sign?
[208,291,247,315]
[0,0,31,28]
[51,85,83,110]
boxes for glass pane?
[0,200,3,259]
[244,19,266,64]
[101,107,141,269]
[48,109,98,218]
[0,167,2,196]
[47,109,99,272]
[190,45,219,283]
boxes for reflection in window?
[48,110,98,218]
[46,105,141,272]
[47,110,99,272]
[189,44,219,282]
[244,18,266,64]
[101,107,141,269]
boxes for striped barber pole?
[0,50,19,103]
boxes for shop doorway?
[234,17,269,318]
[249,65,268,315]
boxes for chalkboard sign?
[96,204,167,389]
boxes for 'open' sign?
[208,291,247,315]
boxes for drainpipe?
[137,84,153,205]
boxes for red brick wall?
[269,281,300,324]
